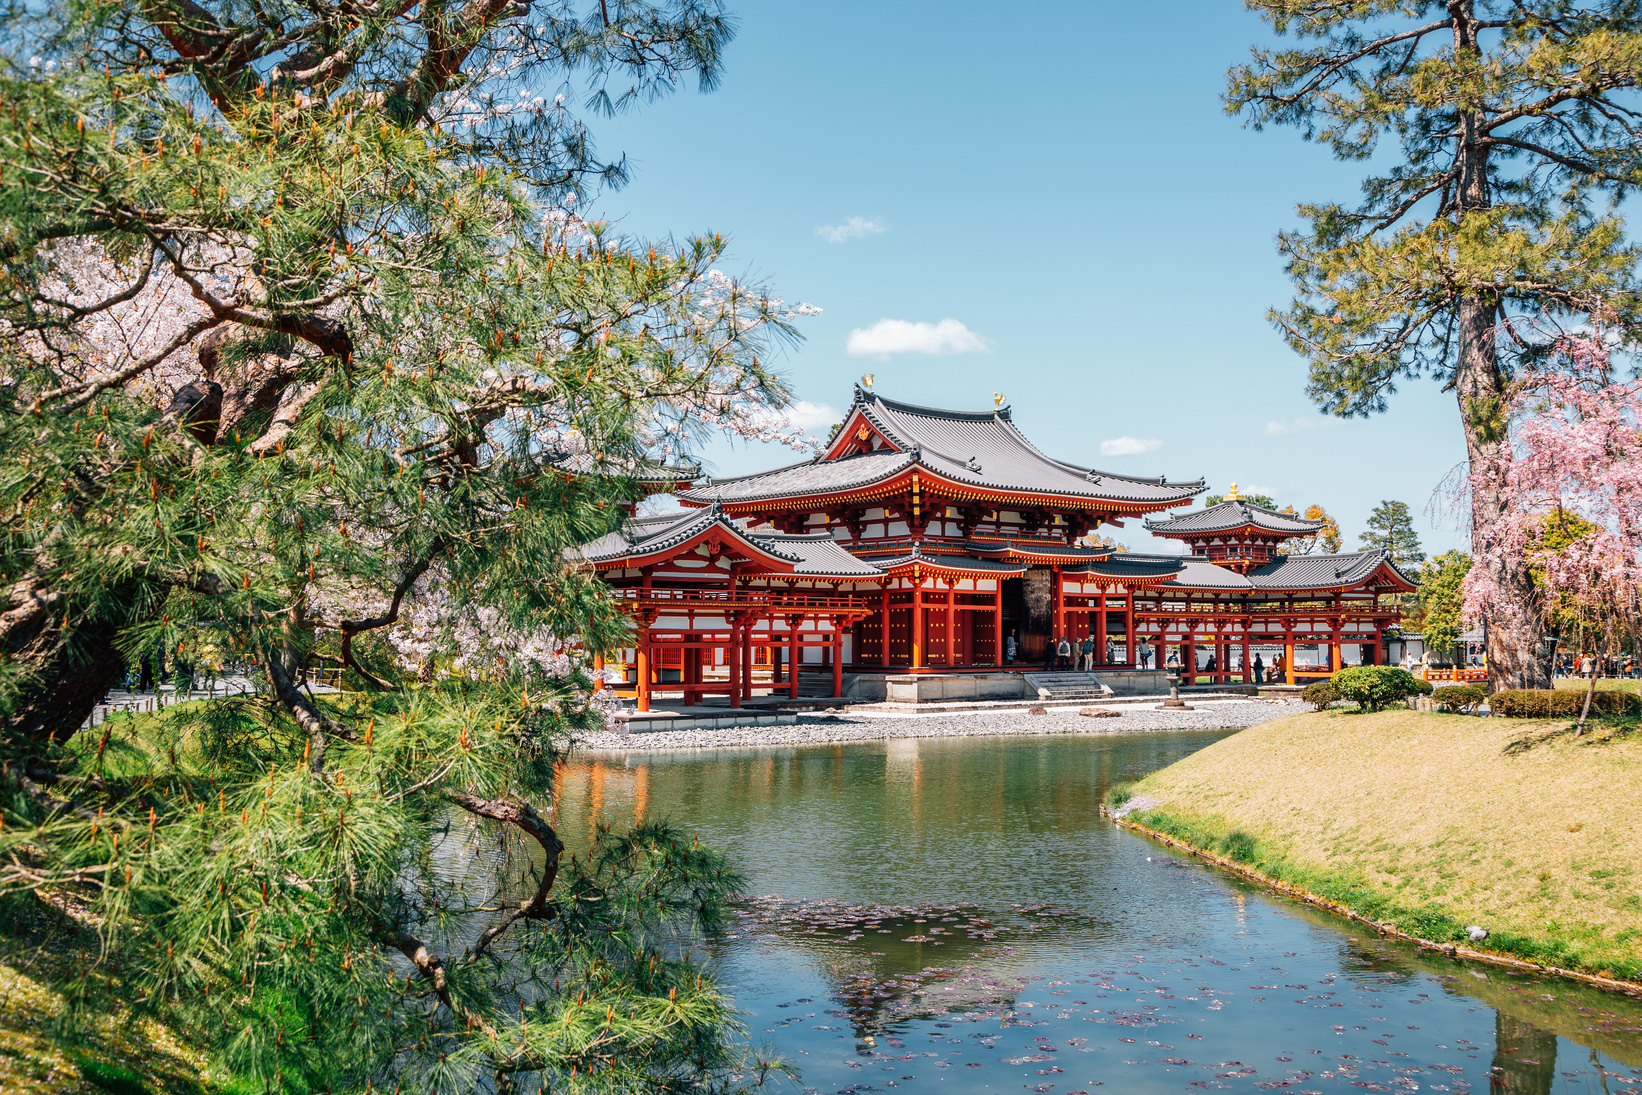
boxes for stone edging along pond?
[1100,805,1642,1000]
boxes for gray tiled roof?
[1154,550,1416,593]
[685,389,1205,508]
[574,508,768,565]
[574,510,882,579]
[1248,550,1411,591]
[1145,499,1324,537]
[859,391,1205,505]
[1063,554,1187,581]
[872,552,1029,575]
[682,450,912,504]
[966,539,1117,561]
[1161,560,1255,590]
[746,533,884,578]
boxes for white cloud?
[1263,415,1346,437]
[846,318,991,358]
[783,400,840,433]
[816,216,888,244]
[1099,436,1164,457]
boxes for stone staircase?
[1022,671,1115,701]
[792,670,850,700]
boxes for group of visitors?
[999,630,1152,671]
[1555,651,1638,679]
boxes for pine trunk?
[1452,4,1547,691]
[1,578,128,744]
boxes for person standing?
[1005,630,1017,665]
[1079,634,1095,672]
[1056,635,1072,671]
[1579,651,1596,679]
[1253,652,1265,685]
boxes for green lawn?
[1117,709,1642,982]
[1555,676,1642,694]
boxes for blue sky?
[583,1,1471,557]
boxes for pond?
[554,730,1642,1095]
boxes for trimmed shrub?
[1413,678,1435,696]
[1432,683,1487,714]
[1301,681,1340,711]
[1331,666,1424,711]
[1490,688,1642,718]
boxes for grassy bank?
[0,949,214,1095]
[1111,709,1642,984]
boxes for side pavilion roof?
[683,387,1206,513]
[1146,498,1324,539]
[572,508,882,580]
[1153,549,1417,595]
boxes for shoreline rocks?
[573,699,1307,754]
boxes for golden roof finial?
[993,392,1004,407]
[861,373,874,390]
[1227,482,1240,500]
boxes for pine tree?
[0,3,807,1091]
[1413,550,1474,658]
[1359,501,1426,568]
[1228,2,1642,689]
[1203,492,1278,508]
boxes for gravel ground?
[574,697,1307,753]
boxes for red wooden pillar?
[1241,629,1251,685]
[879,584,890,667]
[636,636,651,712]
[1284,626,1296,686]
[727,621,742,709]
[788,615,802,700]
[992,584,1003,667]
[592,651,605,692]
[912,581,925,669]
[1124,590,1135,666]
[1096,588,1108,665]
[945,579,956,667]
[831,620,844,698]
[1051,567,1063,650]
[742,620,756,703]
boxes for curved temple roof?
[685,387,1206,511]
[1146,498,1325,539]
[1158,549,1417,594]
[573,508,881,580]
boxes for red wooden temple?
[578,386,1414,708]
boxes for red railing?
[610,587,875,611]
[1420,666,1488,683]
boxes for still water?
[554,730,1642,1095]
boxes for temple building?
[578,386,1414,709]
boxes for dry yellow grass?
[1126,709,1642,978]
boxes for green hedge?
[1490,688,1642,718]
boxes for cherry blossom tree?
[1461,321,1642,723]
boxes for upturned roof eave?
[683,461,1203,513]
